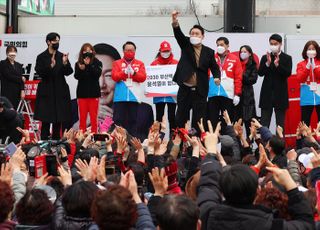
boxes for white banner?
[145,65,178,97]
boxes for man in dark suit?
[171,11,220,133]
[34,32,73,140]
[258,34,292,131]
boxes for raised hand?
[131,137,143,151]
[266,51,271,66]
[57,166,72,187]
[0,163,13,185]
[97,155,107,184]
[274,53,280,67]
[251,118,262,129]
[148,167,168,197]
[172,10,179,24]
[197,118,205,134]
[51,52,56,68]
[62,53,69,65]
[223,110,232,125]
[266,166,297,191]
[203,121,221,154]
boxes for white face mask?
[160,52,171,59]
[240,52,249,60]
[7,52,17,61]
[307,50,317,58]
[216,46,226,55]
[190,36,202,45]
[270,45,279,54]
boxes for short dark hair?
[269,136,285,156]
[269,33,282,43]
[91,185,138,230]
[189,24,204,35]
[6,45,17,53]
[122,41,136,51]
[216,37,229,45]
[94,43,121,61]
[16,189,54,225]
[156,195,199,230]
[46,32,60,43]
[62,181,98,218]
[0,181,14,223]
[220,164,258,205]
[302,40,320,60]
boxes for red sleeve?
[296,60,310,83]
[171,59,179,64]
[150,59,158,66]
[132,62,147,83]
[234,58,243,96]
[111,60,127,82]
[250,165,260,175]
[314,59,320,81]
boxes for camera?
[26,140,69,177]
[34,154,58,178]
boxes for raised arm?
[171,11,189,49]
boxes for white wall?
[18,15,320,36]
[0,14,6,33]
[53,0,320,16]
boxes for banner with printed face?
[145,65,178,97]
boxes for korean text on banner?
[145,64,178,97]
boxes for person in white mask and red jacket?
[296,40,320,126]
[207,37,243,130]
[151,41,179,132]
[111,41,147,136]
[171,10,220,134]
[258,34,292,131]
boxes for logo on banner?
[3,40,28,48]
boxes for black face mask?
[83,52,93,59]
[52,43,59,50]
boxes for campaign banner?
[145,65,178,97]
[24,80,40,100]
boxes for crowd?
[0,10,320,230]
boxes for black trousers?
[41,122,69,140]
[301,105,320,126]
[261,107,286,131]
[155,102,177,132]
[207,96,234,131]
[113,102,139,137]
[175,86,206,135]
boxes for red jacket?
[111,58,147,83]
[215,52,243,96]
[150,54,178,66]
[296,58,320,83]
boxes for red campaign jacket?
[296,58,320,83]
[111,58,147,83]
[215,52,243,96]
[150,54,179,66]
[111,58,147,103]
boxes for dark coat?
[172,25,220,98]
[53,198,97,230]
[0,59,24,109]
[241,60,258,121]
[34,49,73,123]
[74,58,102,98]
[258,52,292,109]
[197,155,315,230]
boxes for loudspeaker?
[224,0,255,33]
